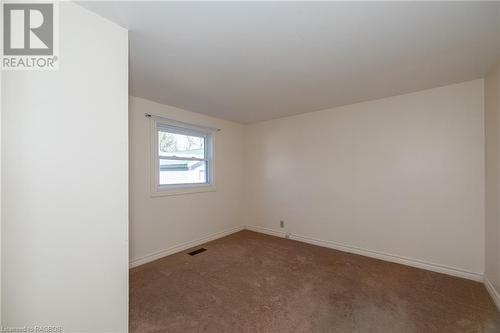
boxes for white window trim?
[149,118,216,197]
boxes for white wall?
[1,3,128,331]
[129,97,244,266]
[485,60,500,307]
[244,80,485,278]
[0,53,2,327]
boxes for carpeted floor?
[130,230,500,332]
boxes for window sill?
[151,184,216,197]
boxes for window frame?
[150,119,215,196]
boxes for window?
[153,121,214,194]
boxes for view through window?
[156,123,212,187]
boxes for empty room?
[2,1,500,332]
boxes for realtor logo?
[2,2,59,70]
[4,3,53,55]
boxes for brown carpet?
[130,230,500,332]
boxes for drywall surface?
[244,80,485,276]
[1,3,128,331]
[0,54,2,326]
[79,1,500,123]
[129,97,244,266]
[485,60,500,304]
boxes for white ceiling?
[79,1,500,124]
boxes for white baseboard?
[129,224,483,283]
[245,225,287,238]
[129,226,245,268]
[245,225,483,282]
[485,276,500,311]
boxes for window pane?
[159,159,207,185]
[158,131,205,159]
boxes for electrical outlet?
[280,220,285,228]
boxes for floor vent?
[188,248,207,256]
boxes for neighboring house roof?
[160,160,204,172]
